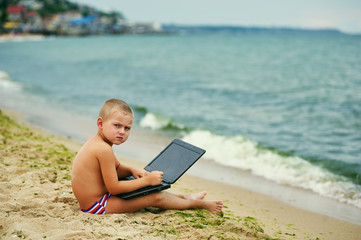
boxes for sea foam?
[139,112,171,130]
[0,71,22,91]
[181,130,361,209]
[139,112,186,132]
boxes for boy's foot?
[205,200,223,213]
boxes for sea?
[1,28,361,224]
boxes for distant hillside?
[162,24,342,35]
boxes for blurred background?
[1,0,361,223]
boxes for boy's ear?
[97,117,103,129]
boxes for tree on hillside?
[0,0,8,24]
[0,0,19,24]
[38,0,78,17]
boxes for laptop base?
[118,184,170,200]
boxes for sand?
[0,34,45,42]
[1,109,360,240]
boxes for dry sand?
[1,109,360,240]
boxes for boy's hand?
[131,168,149,179]
[147,171,163,186]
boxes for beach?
[1,109,360,240]
[0,34,45,43]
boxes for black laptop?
[118,139,205,200]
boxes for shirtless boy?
[71,98,223,214]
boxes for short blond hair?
[99,98,133,121]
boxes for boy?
[71,98,223,214]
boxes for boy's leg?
[105,191,223,214]
[175,191,207,200]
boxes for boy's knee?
[150,192,164,204]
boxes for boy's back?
[71,135,113,210]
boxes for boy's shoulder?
[82,135,113,154]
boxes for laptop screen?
[144,139,205,183]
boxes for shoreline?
[0,33,46,42]
[1,109,361,239]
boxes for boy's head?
[97,98,133,145]
[99,98,133,121]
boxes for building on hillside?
[7,5,26,23]
[123,21,163,34]
[4,5,27,32]
[24,10,42,32]
[69,15,98,35]
[42,11,81,35]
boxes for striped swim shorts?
[80,193,111,215]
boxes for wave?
[136,111,361,209]
[133,106,148,115]
[139,112,189,132]
[181,130,361,209]
[0,71,23,91]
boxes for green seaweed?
[0,110,76,185]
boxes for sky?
[71,0,361,34]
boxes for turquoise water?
[1,32,361,209]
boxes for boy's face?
[99,111,133,145]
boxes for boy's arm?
[96,146,162,195]
[115,160,147,179]
[115,160,132,179]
